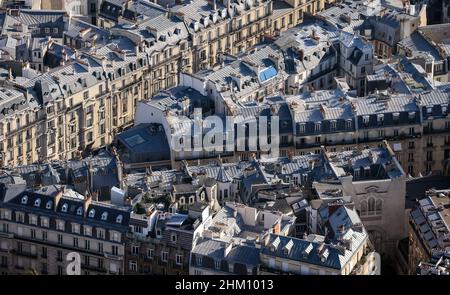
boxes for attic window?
[101,212,108,221]
[34,199,41,207]
[76,207,83,216]
[159,35,166,42]
[61,203,68,213]
[116,214,123,224]
[21,195,28,204]
[88,209,95,218]
[46,200,53,209]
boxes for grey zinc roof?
[216,165,232,183]
[191,238,227,258]
[261,233,362,270]
[353,94,418,115]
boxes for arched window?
[61,203,68,213]
[376,199,382,214]
[34,198,41,207]
[88,209,95,218]
[368,197,375,213]
[116,214,123,224]
[76,207,83,216]
[21,195,28,204]
[46,200,53,209]
[360,200,367,216]
[101,212,108,221]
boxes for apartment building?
[189,202,296,275]
[260,202,377,275]
[125,203,210,275]
[408,188,450,275]
[271,0,325,37]
[0,183,130,275]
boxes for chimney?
[272,219,281,234]
[298,49,304,61]
[53,187,64,212]
[83,194,93,217]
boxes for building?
[408,188,450,274]
[189,201,296,275]
[260,201,379,275]
[0,181,130,275]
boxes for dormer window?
[76,207,83,216]
[393,112,400,121]
[283,239,294,255]
[408,112,415,120]
[442,106,448,115]
[346,120,352,129]
[61,203,68,213]
[34,198,41,207]
[116,214,123,224]
[88,209,95,218]
[101,212,108,221]
[363,115,370,126]
[314,122,321,132]
[377,114,384,125]
[427,107,432,115]
[330,120,337,131]
[299,123,305,134]
[21,195,28,204]
[303,243,313,257]
[196,256,203,266]
[46,200,52,209]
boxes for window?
[147,249,154,259]
[46,201,53,210]
[85,240,90,250]
[129,261,137,272]
[84,226,92,236]
[98,243,104,253]
[116,215,123,224]
[41,247,47,258]
[132,246,139,255]
[97,229,105,239]
[15,212,24,223]
[314,122,321,132]
[171,233,177,243]
[101,212,108,221]
[21,195,28,204]
[368,198,375,213]
[215,260,221,270]
[176,254,182,265]
[57,234,63,245]
[56,220,65,231]
[73,238,78,248]
[61,203,68,213]
[88,209,95,218]
[112,245,119,256]
[111,231,120,242]
[34,199,41,207]
[196,256,203,266]
[330,120,337,131]
[161,251,168,262]
[29,215,38,225]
